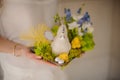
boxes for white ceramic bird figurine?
[51,24,71,55]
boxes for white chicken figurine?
[51,24,71,55]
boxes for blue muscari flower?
[77,12,91,26]
[84,12,90,22]
[64,8,72,22]
[77,8,82,14]
[77,19,84,27]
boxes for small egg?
[55,57,60,62]
[58,60,64,64]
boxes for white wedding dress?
[0,0,67,80]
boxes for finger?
[36,56,42,59]
[36,59,57,67]
[28,53,42,60]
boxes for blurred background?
[58,0,120,80]
[0,0,120,80]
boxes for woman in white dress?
[0,0,67,80]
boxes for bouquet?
[21,7,95,67]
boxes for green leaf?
[68,28,79,42]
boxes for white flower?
[72,15,83,21]
[82,22,92,30]
[87,27,94,33]
[68,22,80,29]
[78,27,84,36]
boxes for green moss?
[34,43,57,61]
[80,33,95,52]
[69,49,81,61]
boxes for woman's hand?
[15,44,57,67]
[0,36,56,66]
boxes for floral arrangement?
[21,7,95,67]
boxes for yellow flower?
[58,53,69,62]
[71,37,81,49]
[20,24,50,46]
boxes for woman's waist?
[0,53,52,69]
[0,53,34,68]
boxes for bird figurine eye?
[62,27,65,33]
[60,26,66,39]
[60,34,65,39]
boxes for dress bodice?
[0,0,57,45]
